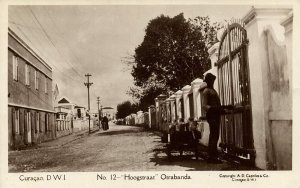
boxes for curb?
[9,128,100,153]
[60,128,100,146]
[43,128,100,148]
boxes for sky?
[8,5,252,112]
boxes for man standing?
[202,73,222,163]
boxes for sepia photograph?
[1,0,299,187]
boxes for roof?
[74,105,85,109]
[58,98,71,104]
[56,112,68,114]
[102,107,113,110]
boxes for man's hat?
[204,73,216,83]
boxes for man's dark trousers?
[207,112,221,160]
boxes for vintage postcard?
[0,0,299,187]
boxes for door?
[216,22,255,164]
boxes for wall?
[263,26,292,170]
[56,119,73,138]
[73,119,94,132]
[269,120,292,169]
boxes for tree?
[128,13,222,110]
[116,101,138,119]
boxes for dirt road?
[9,123,256,172]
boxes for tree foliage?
[116,101,138,119]
[128,13,222,111]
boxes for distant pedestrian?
[202,73,222,163]
[102,116,109,130]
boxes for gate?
[216,22,255,164]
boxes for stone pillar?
[165,98,171,124]
[207,42,220,91]
[191,78,203,120]
[156,94,167,131]
[169,94,176,123]
[175,90,183,122]
[137,111,143,125]
[154,98,159,130]
[182,85,191,122]
[148,105,155,129]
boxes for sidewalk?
[10,127,100,152]
[39,127,99,148]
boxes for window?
[13,55,18,81]
[14,109,20,134]
[44,76,48,94]
[25,64,30,86]
[36,112,40,133]
[34,70,39,90]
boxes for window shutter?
[12,108,15,135]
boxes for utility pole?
[97,96,100,129]
[100,105,103,119]
[84,74,93,134]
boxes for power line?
[9,8,84,84]
[45,7,86,75]
[9,20,41,30]
[45,6,122,66]
[11,22,83,84]
[27,6,85,80]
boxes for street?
[8,123,257,172]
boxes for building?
[54,101,73,138]
[55,97,87,120]
[55,96,93,132]
[8,28,56,149]
[56,97,76,115]
[101,107,115,120]
[74,105,86,120]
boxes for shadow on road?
[149,143,260,171]
[95,128,144,136]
